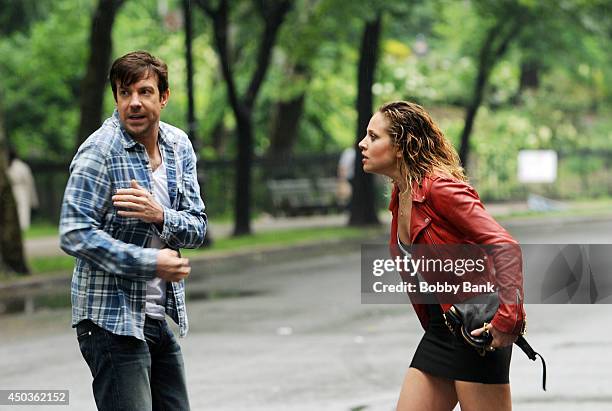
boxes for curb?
[1,229,388,294]
[499,213,612,227]
[4,212,612,293]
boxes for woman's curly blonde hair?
[378,101,467,190]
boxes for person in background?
[336,146,355,208]
[7,147,39,230]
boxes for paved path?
[1,217,612,410]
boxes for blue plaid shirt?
[59,111,207,340]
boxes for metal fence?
[28,149,612,224]
[30,153,343,224]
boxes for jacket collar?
[113,110,176,150]
[388,177,431,212]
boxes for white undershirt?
[146,160,171,320]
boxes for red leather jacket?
[389,174,526,335]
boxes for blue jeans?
[76,317,190,411]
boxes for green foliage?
[299,41,358,150]
[0,0,52,36]
[0,0,91,159]
[0,0,609,206]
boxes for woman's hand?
[471,323,518,351]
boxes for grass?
[10,196,612,279]
[10,225,383,279]
[183,225,383,256]
[28,255,75,274]
[24,223,59,239]
[498,196,612,221]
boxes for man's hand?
[156,248,190,282]
[113,180,164,224]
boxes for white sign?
[518,150,558,183]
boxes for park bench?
[266,177,344,216]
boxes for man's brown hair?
[109,51,168,100]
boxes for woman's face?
[358,111,400,177]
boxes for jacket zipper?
[170,143,181,210]
[425,227,436,245]
[516,288,526,334]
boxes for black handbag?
[443,293,547,391]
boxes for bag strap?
[515,336,547,391]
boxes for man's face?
[115,74,169,140]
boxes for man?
[60,51,206,411]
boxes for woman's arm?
[429,177,526,336]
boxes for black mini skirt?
[410,304,512,384]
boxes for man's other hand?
[156,248,190,282]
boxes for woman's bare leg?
[454,381,511,411]
[396,367,458,411]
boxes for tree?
[457,1,531,168]
[0,0,50,36]
[512,0,610,105]
[263,0,325,160]
[266,62,309,161]
[264,0,382,158]
[183,0,198,148]
[0,0,89,161]
[196,0,292,235]
[349,12,382,226]
[76,0,125,149]
[0,0,48,274]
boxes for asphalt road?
[1,218,612,411]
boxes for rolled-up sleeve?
[429,177,526,335]
[59,144,158,280]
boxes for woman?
[358,101,525,411]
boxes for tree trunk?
[267,92,306,161]
[183,0,214,246]
[210,117,228,155]
[183,0,198,149]
[510,58,540,105]
[233,108,253,236]
[76,0,124,149]
[458,89,485,169]
[0,106,29,274]
[266,62,309,161]
[519,59,540,91]
[458,18,524,169]
[350,13,382,227]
